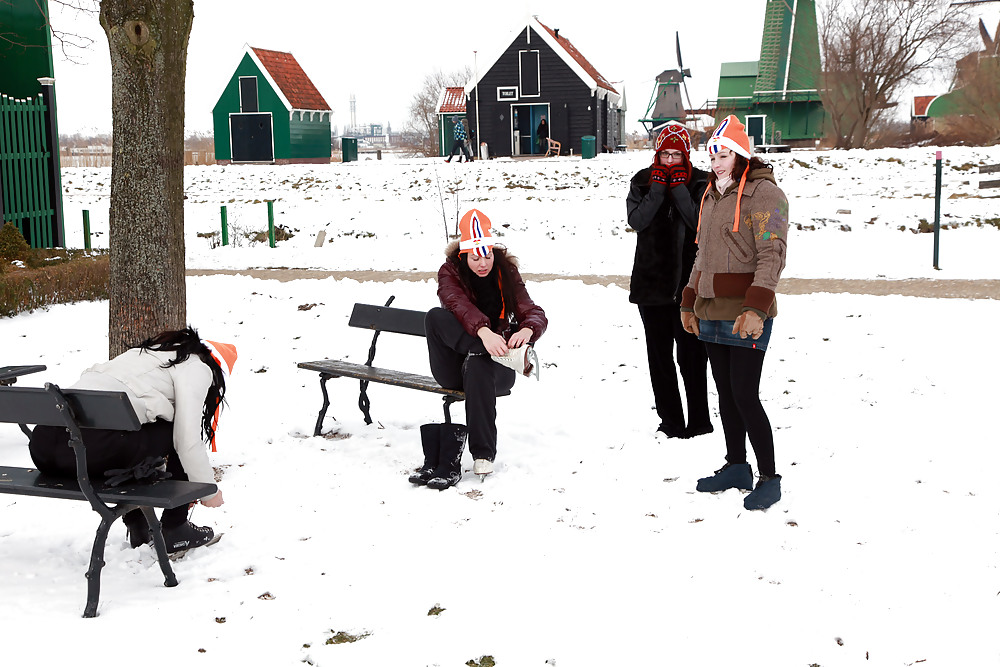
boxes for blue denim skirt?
[698,318,774,351]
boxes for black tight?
[705,342,776,477]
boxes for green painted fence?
[0,92,58,248]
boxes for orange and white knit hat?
[707,115,752,159]
[205,340,237,377]
[458,208,495,258]
[203,340,236,452]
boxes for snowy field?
[1,146,998,666]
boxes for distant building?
[213,46,332,164]
[465,16,623,157]
[437,87,467,157]
[0,0,65,247]
[713,0,825,147]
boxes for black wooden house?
[465,17,622,158]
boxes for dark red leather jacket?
[437,244,548,343]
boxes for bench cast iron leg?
[313,373,334,436]
[83,515,115,618]
[443,396,456,424]
[141,505,178,588]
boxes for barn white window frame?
[518,50,541,98]
[238,76,259,113]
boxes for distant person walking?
[626,121,713,440]
[680,115,789,510]
[446,117,474,163]
[536,116,549,153]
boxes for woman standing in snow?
[680,115,789,510]
[29,328,235,552]
[410,208,548,489]
[626,121,713,439]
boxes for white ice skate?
[491,345,539,380]
[473,458,494,482]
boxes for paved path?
[187,269,1000,300]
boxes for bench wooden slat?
[296,360,465,398]
[0,466,217,507]
[348,303,427,337]
[0,386,142,431]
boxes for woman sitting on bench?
[413,208,548,489]
[28,328,236,554]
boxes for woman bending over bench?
[414,208,548,489]
[28,328,236,554]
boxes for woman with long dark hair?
[411,208,548,489]
[680,115,789,510]
[29,327,236,552]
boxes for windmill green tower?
[715,0,826,147]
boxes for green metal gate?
[0,92,60,248]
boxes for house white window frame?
[744,114,767,148]
[518,50,541,98]
[238,76,259,113]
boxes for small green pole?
[933,150,942,270]
[267,200,275,248]
[220,205,229,246]
[82,210,91,251]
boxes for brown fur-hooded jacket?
[437,241,548,343]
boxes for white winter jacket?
[72,348,216,487]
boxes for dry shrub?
[0,222,31,263]
[0,253,110,317]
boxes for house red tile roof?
[536,20,618,94]
[912,95,936,117]
[251,47,331,111]
[439,87,467,113]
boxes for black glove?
[650,165,669,186]
[105,456,172,487]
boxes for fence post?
[220,205,229,246]
[82,209,91,250]
[933,150,942,270]
[37,78,65,248]
[267,200,275,248]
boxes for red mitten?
[650,165,669,186]
[667,162,690,186]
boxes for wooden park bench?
[0,370,218,618]
[297,297,486,436]
[545,137,561,157]
[979,163,1000,192]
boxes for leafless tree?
[818,0,974,148]
[404,68,471,157]
[100,0,193,356]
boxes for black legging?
[425,307,516,461]
[29,419,191,528]
[637,303,711,432]
[704,342,776,477]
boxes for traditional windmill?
[639,33,694,138]
[917,17,1000,122]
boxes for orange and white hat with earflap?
[458,208,495,258]
[706,114,752,159]
[203,340,237,451]
[204,340,237,377]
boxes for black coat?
[625,166,709,305]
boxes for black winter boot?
[408,423,443,485]
[123,509,151,548]
[427,423,468,490]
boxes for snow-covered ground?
[1,147,998,666]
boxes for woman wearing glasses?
[625,122,713,440]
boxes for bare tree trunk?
[100,0,192,357]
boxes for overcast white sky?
[47,0,999,138]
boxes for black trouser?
[704,342,776,477]
[637,303,711,433]
[29,419,191,528]
[448,138,472,160]
[425,307,516,461]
